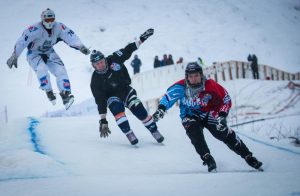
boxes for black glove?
[99,119,111,138]
[216,112,228,132]
[80,46,90,55]
[140,28,154,43]
[7,53,18,68]
[152,104,166,122]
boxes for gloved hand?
[216,112,228,132]
[152,105,166,122]
[7,53,18,68]
[140,28,154,43]
[80,46,90,55]
[99,119,111,138]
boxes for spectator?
[166,54,174,65]
[160,54,168,67]
[176,57,183,64]
[131,54,142,74]
[247,54,259,79]
[154,55,160,68]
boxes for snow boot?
[60,91,74,110]
[151,130,164,143]
[125,130,139,145]
[46,90,56,105]
[203,153,217,172]
[245,154,263,170]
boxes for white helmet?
[41,8,55,29]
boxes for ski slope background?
[1,0,300,195]
[1,80,300,196]
[1,0,300,122]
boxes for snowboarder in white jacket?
[6,8,90,109]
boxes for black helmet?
[90,50,108,74]
[185,62,203,75]
[185,62,203,88]
[90,50,105,63]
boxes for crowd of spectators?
[153,54,184,68]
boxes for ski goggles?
[44,18,55,23]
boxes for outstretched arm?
[7,26,39,69]
[113,28,154,63]
[58,22,90,55]
[152,80,185,122]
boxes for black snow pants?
[182,113,252,161]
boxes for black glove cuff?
[99,119,108,124]
[218,112,228,117]
[158,104,166,112]
[140,37,145,43]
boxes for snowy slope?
[1,0,300,122]
[1,111,300,196]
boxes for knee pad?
[126,89,148,121]
[39,75,51,91]
[62,79,71,91]
[40,75,49,87]
[107,97,125,116]
[126,88,140,109]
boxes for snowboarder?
[90,28,164,145]
[6,8,90,110]
[152,62,263,172]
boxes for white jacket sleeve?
[14,26,40,57]
[57,23,84,50]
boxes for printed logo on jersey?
[182,93,212,108]
[224,93,231,104]
[201,93,212,106]
[110,63,121,71]
[63,79,71,90]
[166,87,183,101]
[40,76,48,87]
[68,30,74,37]
[115,50,123,57]
[38,40,52,52]
[28,26,38,32]
[61,24,66,30]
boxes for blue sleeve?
[160,83,185,110]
